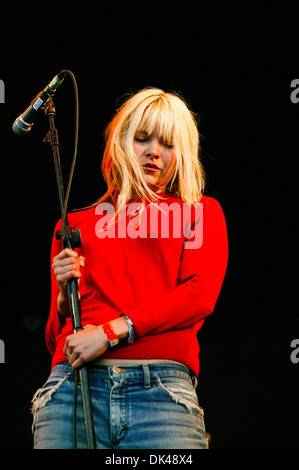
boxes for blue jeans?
[32,361,208,449]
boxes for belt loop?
[142,364,151,388]
[192,375,198,390]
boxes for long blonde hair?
[94,87,205,212]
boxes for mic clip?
[43,128,59,146]
[55,227,82,249]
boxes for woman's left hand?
[63,324,109,369]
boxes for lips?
[143,163,161,171]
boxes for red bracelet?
[102,322,119,347]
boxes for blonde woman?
[32,88,228,449]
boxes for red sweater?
[46,195,228,376]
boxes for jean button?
[113,366,121,374]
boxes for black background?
[0,1,298,450]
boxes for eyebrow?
[136,130,149,135]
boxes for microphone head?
[12,117,33,135]
[12,70,68,136]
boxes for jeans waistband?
[52,360,197,387]
[94,358,186,367]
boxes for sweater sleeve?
[45,222,65,356]
[125,197,228,338]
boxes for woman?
[31,87,228,449]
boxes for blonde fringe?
[87,88,205,217]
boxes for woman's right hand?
[52,248,85,321]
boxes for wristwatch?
[121,314,135,344]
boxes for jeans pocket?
[156,375,204,418]
[156,375,207,441]
[30,371,71,433]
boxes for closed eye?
[163,142,174,149]
[134,135,174,148]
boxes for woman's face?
[133,126,177,191]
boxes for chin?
[145,176,159,186]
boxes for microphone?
[12,71,67,135]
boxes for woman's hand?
[63,324,109,370]
[63,317,130,369]
[52,248,85,322]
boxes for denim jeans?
[32,361,208,449]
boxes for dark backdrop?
[0,1,298,450]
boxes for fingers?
[53,248,85,268]
[63,326,109,370]
[63,332,77,364]
[52,248,85,292]
[53,248,81,261]
[63,344,81,369]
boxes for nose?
[145,138,161,159]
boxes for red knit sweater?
[45,194,228,376]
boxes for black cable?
[73,369,79,449]
[58,70,80,449]
[57,71,96,449]
[60,69,79,240]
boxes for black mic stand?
[43,98,96,449]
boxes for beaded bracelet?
[102,322,119,347]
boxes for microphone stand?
[43,98,96,449]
